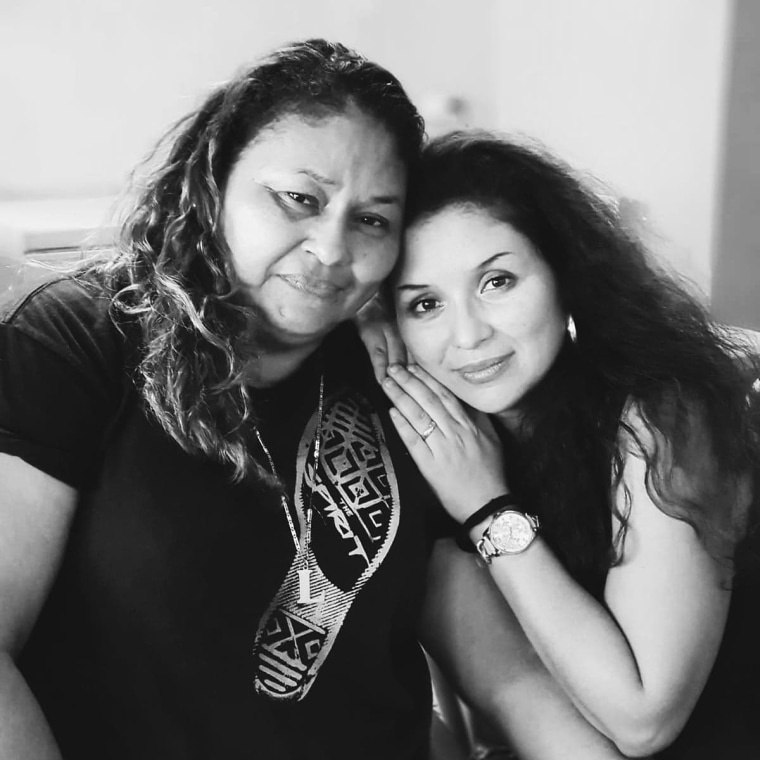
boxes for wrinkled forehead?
[255,100,351,137]
[237,106,405,183]
[247,101,402,161]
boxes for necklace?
[254,372,325,605]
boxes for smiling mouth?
[455,355,512,384]
[278,275,345,299]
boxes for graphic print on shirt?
[252,388,400,700]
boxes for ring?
[420,419,438,440]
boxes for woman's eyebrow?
[370,195,403,206]
[297,169,337,186]
[478,251,515,269]
[297,169,401,205]
[397,252,516,292]
[296,169,401,206]
[396,283,428,292]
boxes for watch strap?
[456,493,517,552]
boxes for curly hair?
[84,39,424,483]
[402,130,760,588]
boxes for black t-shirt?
[0,278,450,759]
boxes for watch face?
[490,511,535,553]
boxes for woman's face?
[222,104,406,347]
[395,204,566,426]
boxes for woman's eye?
[482,274,513,292]
[357,214,390,232]
[283,191,318,207]
[410,297,440,315]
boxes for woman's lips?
[455,354,512,384]
[278,274,345,299]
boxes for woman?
[0,39,446,759]
[381,130,760,758]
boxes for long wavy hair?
[402,130,760,589]
[84,39,424,483]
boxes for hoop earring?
[567,314,577,344]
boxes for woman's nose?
[451,303,493,349]
[303,214,350,267]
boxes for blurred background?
[0,0,757,327]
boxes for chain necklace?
[254,372,325,605]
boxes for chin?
[471,398,516,415]
[256,314,335,347]
[454,383,525,417]
[283,321,336,341]
[266,301,346,334]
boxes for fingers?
[388,407,434,456]
[383,324,408,368]
[356,321,409,384]
[371,344,389,385]
[389,363,471,429]
[406,364,469,424]
[355,292,403,384]
[383,370,443,442]
[356,321,390,383]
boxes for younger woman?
[382,131,760,758]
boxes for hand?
[382,363,509,522]
[355,293,407,383]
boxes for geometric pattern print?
[252,388,400,701]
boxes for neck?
[494,408,528,439]
[243,341,321,388]
[235,311,332,387]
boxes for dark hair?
[91,39,424,482]
[404,130,760,588]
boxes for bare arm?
[465,413,730,756]
[421,539,639,760]
[0,453,78,759]
[385,367,731,756]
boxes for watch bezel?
[477,509,539,562]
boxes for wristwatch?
[476,509,540,563]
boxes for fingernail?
[407,364,420,374]
[388,364,400,376]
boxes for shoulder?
[0,275,127,385]
[618,394,711,456]
[2,275,111,337]
[324,322,385,403]
[617,394,720,499]
[618,393,752,540]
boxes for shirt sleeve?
[0,278,128,488]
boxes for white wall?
[492,0,734,297]
[1,0,738,301]
[0,0,495,199]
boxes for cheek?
[512,279,565,364]
[529,309,566,370]
[398,318,445,371]
[223,206,294,280]
[353,237,401,285]
[223,219,262,281]
[226,244,267,287]
[234,234,308,294]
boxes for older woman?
[0,39,438,759]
